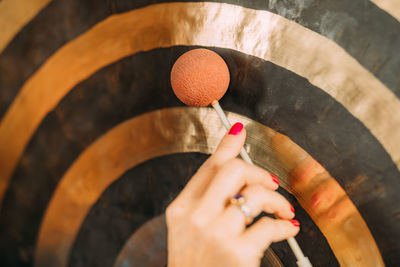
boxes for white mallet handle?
[211,100,312,267]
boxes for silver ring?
[230,194,253,221]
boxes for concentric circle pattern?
[0,1,399,267]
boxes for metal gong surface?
[0,0,399,267]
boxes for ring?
[230,194,253,222]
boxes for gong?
[0,1,399,266]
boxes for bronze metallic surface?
[371,0,400,21]
[113,215,283,267]
[1,2,400,210]
[35,107,383,267]
[0,0,398,56]
[113,215,168,267]
[0,0,52,53]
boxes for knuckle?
[246,184,266,195]
[166,202,185,222]
[276,192,290,206]
[201,155,217,168]
[217,138,235,151]
[259,216,272,226]
[204,227,225,245]
[199,158,219,173]
[188,214,206,231]
[231,157,247,167]
[224,158,246,174]
[165,206,176,224]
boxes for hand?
[166,122,300,267]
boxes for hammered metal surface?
[113,215,283,267]
[1,1,399,266]
[1,2,400,211]
[35,107,382,267]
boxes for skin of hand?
[166,123,300,267]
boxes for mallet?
[170,48,312,267]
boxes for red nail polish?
[290,219,300,227]
[270,173,280,185]
[290,204,295,213]
[229,122,243,135]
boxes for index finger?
[174,122,247,203]
[205,122,247,167]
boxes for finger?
[205,122,246,167]
[170,122,245,210]
[193,158,278,224]
[241,217,300,251]
[175,122,247,203]
[213,185,295,234]
[243,185,295,219]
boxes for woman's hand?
[166,123,300,267]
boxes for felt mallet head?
[170,48,230,107]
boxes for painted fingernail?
[229,122,243,135]
[290,219,300,227]
[270,173,280,185]
[290,204,295,213]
